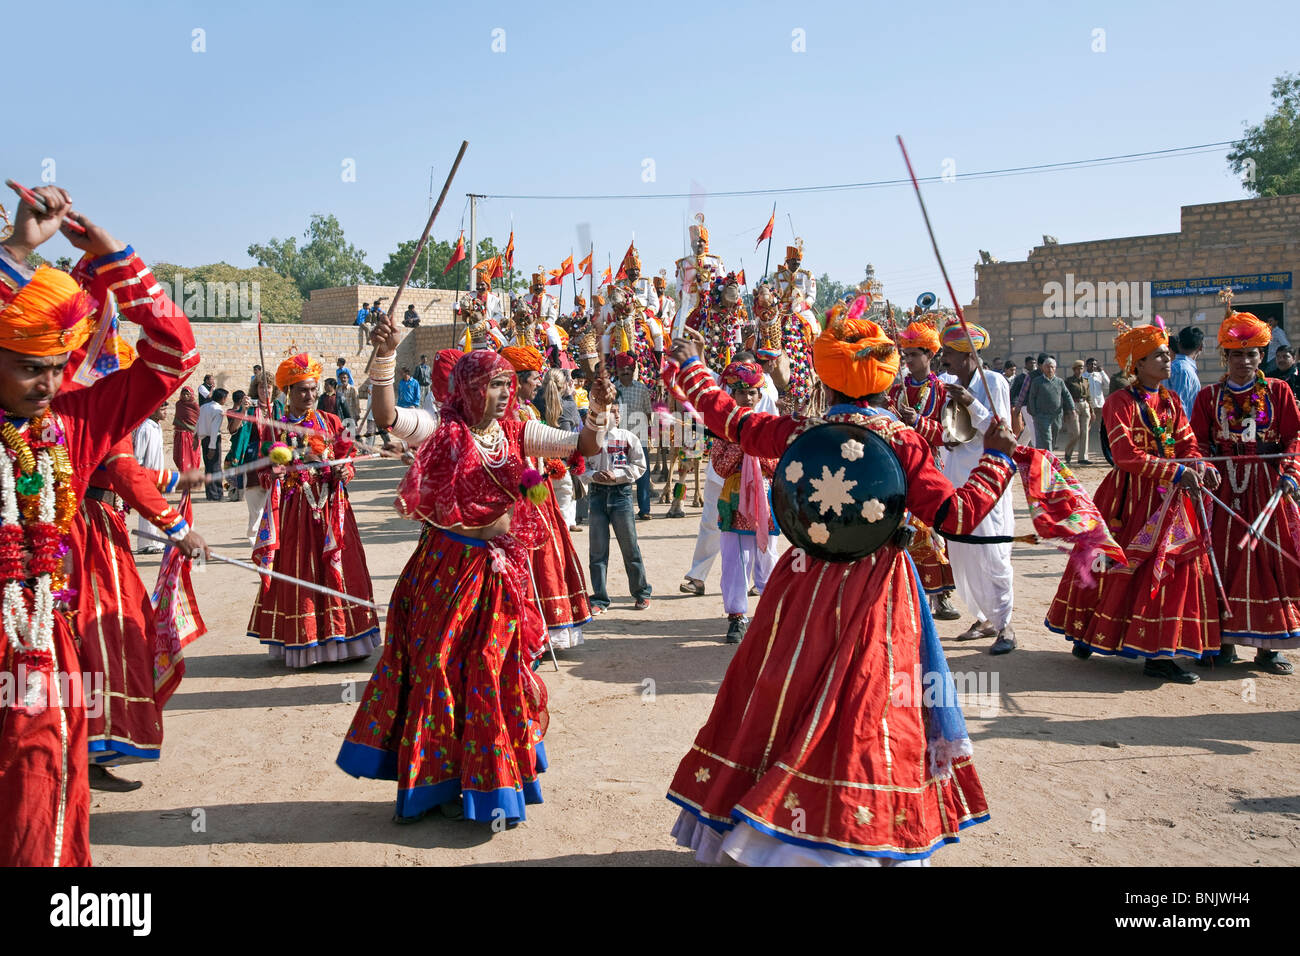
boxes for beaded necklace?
[1127,384,1176,458]
[904,372,939,416]
[1217,372,1269,441]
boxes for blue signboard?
[1150,272,1292,297]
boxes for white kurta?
[942,366,1015,630]
[133,419,165,547]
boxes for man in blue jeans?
[586,405,652,611]
[614,354,655,520]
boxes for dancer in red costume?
[1190,300,1300,674]
[247,353,379,667]
[338,317,615,824]
[0,187,199,866]
[61,339,209,791]
[664,301,1018,865]
[171,387,200,472]
[889,312,959,621]
[1046,321,1221,683]
[500,345,591,650]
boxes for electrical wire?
[475,141,1235,201]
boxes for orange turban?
[813,317,900,398]
[1114,322,1167,374]
[500,345,544,373]
[1218,312,1270,351]
[939,319,989,353]
[898,317,941,353]
[275,353,324,391]
[0,266,96,356]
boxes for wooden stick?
[1202,486,1300,573]
[5,179,86,234]
[363,139,469,378]
[896,136,1001,427]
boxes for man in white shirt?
[1085,357,1108,457]
[196,387,228,501]
[133,402,169,553]
[586,406,652,612]
[197,374,214,404]
[1265,316,1291,371]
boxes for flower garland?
[1217,371,1269,438]
[0,413,77,710]
[1128,384,1177,458]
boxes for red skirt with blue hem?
[338,526,549,823]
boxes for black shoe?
[1143,659,1200,684]
[1071,642,1093,660]
[725,616,748,644]
[932,592,961,621]
[88,765,143,792]
[989,626,1017,655]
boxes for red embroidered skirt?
[337,526,548,822]
[532,481,591,641]
[667,547,989,860]
[247,489,380,667]
[74,498,165,764]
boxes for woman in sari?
[171,386,200,472]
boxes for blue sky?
[4,0,1295,306]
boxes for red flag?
[476,255,503,279]
[576,251,592,278]
[600,266,613,288]
[443,233,466,274]
[546,269,564,286]
[504,230,515,270]
[491,257,504,279]
[737,269,747,286]
[755,211,774,250]
[615,242,635,281]
[558,254,574,279]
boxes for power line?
[476,141,1235,202]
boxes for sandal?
[1255,650,1294,676]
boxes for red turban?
[613,353,637,370]
[721,361,762,387]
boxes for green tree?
[248,213,376,297]
[813,273,851,312]
[1229,72,1300,197]
[150,261,303,323]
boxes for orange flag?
[504,231,515,270]
[558,254,574,278]
[755,211,774,250]
[443,233,466,274]
[576,251,592,278]
[737,269,747,286]
[600,266,613,288]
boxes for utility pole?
[467,193,481,293]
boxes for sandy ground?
[90,460,1300,866]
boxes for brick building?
[972,194,1300,370]
[301,285,465,326]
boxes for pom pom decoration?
[269,443,293,465]
[520,466,551,506]
[307,434,327,457]
[567,451,586,477]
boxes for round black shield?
[771,422,907,562]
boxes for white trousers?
[946,539,1014,630]
[720,532,775,616]
[246,485,269,547]
[686,477,723,583]
[554,473,577,528]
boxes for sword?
[1237,482,1285,552]
[136,530,386,612]
[1192,489,1232,615]
[1202,486,1300,573]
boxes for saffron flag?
[615,242,635,281]
[443,233,466,274]
[576,251,592,278]
[546,269,564,286]
[478,255,503,279]
[558,254,574,279]
[504,230,515,270]
[755,210,774,250]
[600,266,613,288]
[737,269,747,286]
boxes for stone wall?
[185,320,459,395]
[301,285,464,327]
[973,194,1300,369]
